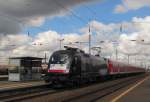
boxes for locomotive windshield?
[50,53,70,64]
[48,52,71,73]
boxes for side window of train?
[74,56,78,64]
[86,57,90,72]
[81,57,86,72]
[71,57,76,72]
[72,56,81,72]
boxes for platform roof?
[9,57,43,60]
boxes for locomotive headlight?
[49,64,55,69]
[65,69,69,73]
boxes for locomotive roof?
[54,50,73,53]
[53,47,84,54]
[52,50,76,56]
[53,49,107,61]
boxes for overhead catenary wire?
[52,0,88,24]
[45,0,103,34]
[82,4,100,21]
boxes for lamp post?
[58,38,64,50]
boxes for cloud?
[132,16,150,32]
[0,0,98,34]
[0,16,22,34]
[80,17,150,63]
[114,4,127,13]
[114,0,150,13]
[0,16,150,66]
[0,34,31,51]
[118,16,150,61]
[80,20,121,41]
[0,30,90,61]
[26,16,45,27]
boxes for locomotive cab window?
[50,54,69,64]
[49,52,71,72]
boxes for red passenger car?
[107,59,145,75]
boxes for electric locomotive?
[44,46,108,85]
[44,46,145,85]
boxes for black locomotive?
[44,46,145,86]
[44,46,108,85]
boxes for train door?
[71,56,81,77]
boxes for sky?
[23,0,150,35]
[0,0,150,66]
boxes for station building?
[8,57,43,81]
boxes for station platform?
[95,74,150,102]
[0,80,45,91]
[0,75,8,81]
[102,74,150,102]
[115,75,150,102]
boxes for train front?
[45,51,71,84]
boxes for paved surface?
[116,75,150,102]
[95,74,149,102]
[0,80,45,91]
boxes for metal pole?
[116,47,118,61]
[128,55,130,64]
[58,39,64,50]
[98,48,101,57]
[89,34,91,54]
[89,25,91,55]
[59,40,61,49]
[44,52,47,63]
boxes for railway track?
[62,75,145,102]
[0,74,147,102]
[0,83,56,102]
